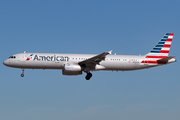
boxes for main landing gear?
[21,69,24,77]
[85,72,92,80]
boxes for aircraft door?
[20,54,26,62]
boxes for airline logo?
[26,54,33,61]
[33,55,70,61]
[141,33,174,64]
[149,33,173,54]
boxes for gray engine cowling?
[62,63,82,75]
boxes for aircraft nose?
[3,59,9,66]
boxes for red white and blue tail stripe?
[142,33,174,64]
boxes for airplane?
[3,33,176,80]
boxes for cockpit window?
[9,56,16,59]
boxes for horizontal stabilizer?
[157,56,175,64]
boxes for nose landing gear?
[21,69,24,77]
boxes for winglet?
[108,50,113,55]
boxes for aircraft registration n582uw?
[3,33,176,80]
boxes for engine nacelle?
[62,63,82,75]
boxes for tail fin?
[145,33,174,59]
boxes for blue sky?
[0,0,179,120]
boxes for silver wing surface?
[78,50,112,68]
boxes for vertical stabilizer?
[146,33,174,59]
[141,33,174,64]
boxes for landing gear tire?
[85,73,92,80]
[21,69,24,77]
[21,74,24,77]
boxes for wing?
[78,50,112,67]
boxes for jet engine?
[62,63,82,75]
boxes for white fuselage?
[3,33,176,80]
[3,53,171,71]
